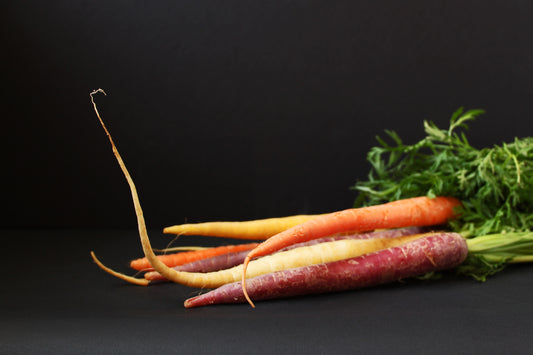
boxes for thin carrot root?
[90,251,150,286]
[90,89,179,284]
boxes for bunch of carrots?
[90,90,533,308]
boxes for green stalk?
[457,232,533,281]
[483,254,533,263]
[466,232,533,259]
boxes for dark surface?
[2,229,532,354]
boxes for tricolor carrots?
[163,215,325,240]
[130,242,260,271]
[241,195,461,306]
[90,90,465,309]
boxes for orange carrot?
[241,195,461,307]
[130,243,260,271]
[163,214,326,240]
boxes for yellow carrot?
[163,215,326,240]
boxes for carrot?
[184,232,468,308]
[89,91,464,307]
[130,242,259,271]
[241,195,461,306]
[163,215,326,240]
[144,227,427,282]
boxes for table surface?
[2,229,532,354]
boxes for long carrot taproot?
[241,195,461,307]
[130,242,259,271]
[163,215,325,240]
[90,89,182,286]
[185,232,468,308]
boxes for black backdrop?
[5,1,533,229]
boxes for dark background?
[3,1,533,354]
[5,1,533,229]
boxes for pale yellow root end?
[90,251,150,286]
[163,215,326,240]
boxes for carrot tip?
[90,251,151,286]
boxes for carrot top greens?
[352,108,533,280]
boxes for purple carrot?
[184,232,468,308]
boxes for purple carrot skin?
[146,227,427,281]
[184,232,468,308]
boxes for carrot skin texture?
[184,232,468,308]
[145,227,427,281]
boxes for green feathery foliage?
[352,108,533,280]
